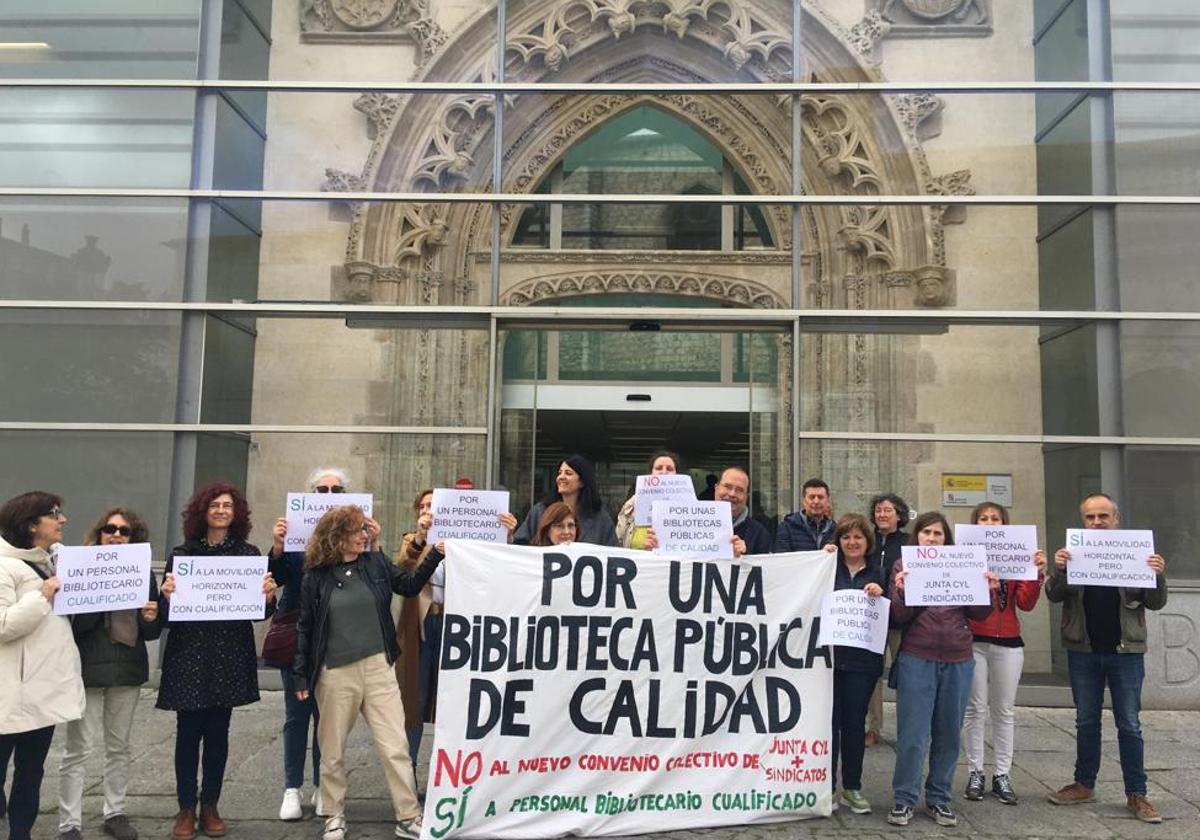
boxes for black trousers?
[0,725,55,840]
[832,669,878,792]
[175,707,233,809]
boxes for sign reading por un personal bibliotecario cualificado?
[422,542,836,838]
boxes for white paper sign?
[956,524,1039,580]
[53,543,152,616]
[285,492,373,553]
[633,474,697,526]
[425,542,837,837]
[652,500,734,560]
[901,544,990,607]
[817,590,890,654]
[429,488,511,543]
[1065,529,1157,588]
[169,555,268,621]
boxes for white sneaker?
[323,814,347,840]
[279,787,303,821]
[395,815,422,839]
[312,788,326,816]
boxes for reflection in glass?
[0,311,181,423]
[0,199,188,301]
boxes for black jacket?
[71,573,163,687]
[736,516,773,556]
[871,529,907,596]
[293,549,441,693]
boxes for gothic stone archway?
[323,0,974,512]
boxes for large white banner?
[423,542,836,839]
[54,544,153,616]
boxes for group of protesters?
[0,450,1168,840]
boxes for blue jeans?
[892,652,973,808]
[281,668,320,789]
[1067,650,1147,795]
[832,669,877,792]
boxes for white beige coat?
[0,535,85,733]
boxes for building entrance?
[495,325,789,537]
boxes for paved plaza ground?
[22,691,1200,840]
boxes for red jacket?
[967,576,1042,640]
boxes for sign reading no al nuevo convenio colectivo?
[422,542,836,839]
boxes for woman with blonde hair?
[293,505,442,840]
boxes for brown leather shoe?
[865,729,880,748]
[170,808,197,840]
[1127,793,1163,823]
[198,805,227,837]
[1048,782,1095,805]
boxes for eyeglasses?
[207,501,235,511]
[100,524,133,537]
[44,506,64,519]
[315,485,345,494]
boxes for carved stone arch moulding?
[325,1,970,311]
[501,270,786,309]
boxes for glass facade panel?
[0,0,201,79]
[251,319,490,428]
[247,432,489,553]
[0,431,176,558]
[0,310,181,423]
[0,90,195,188]
[0,198,189,301]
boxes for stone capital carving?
[847,11,892,63]
[893,93,944,140]
[300,0,444,49]
[870,0,993,38]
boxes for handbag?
[261,608,300,668]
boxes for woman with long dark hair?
[0,491,84,840]
[58,507,161,840]
[886,512,998,829]
[513,454,617,547]
[158,482,277,840]
[293,505,441,840]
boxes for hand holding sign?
[818,590,890,653]
[955,524,1039,581]
[429,489,511,543]
[53,544,153,616]
[633,474,696,526]
[900,544,990,607]
[1063,529,1159,588]
[651,501,734,560]
[284,493,373,553]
